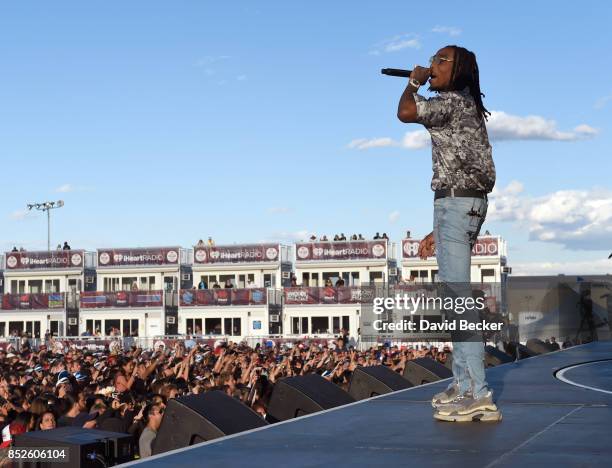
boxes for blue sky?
[1,1,611,275]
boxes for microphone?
[381,68,412,78]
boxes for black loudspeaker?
[504,342,538,360]
[485,345,514,367]
[164,305,179,335]
[152,391,268,455]
[14,426,134,468]
[267,374,356,422]
[348,365,413,400]
[526,338,555,354]
[66,307,79,337]
[403,357,453,386]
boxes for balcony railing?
[1,293,65,310]
[179,288,268,307]
[284,286,373,305]
[80,290,163,308]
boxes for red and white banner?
[4,250,84,270]
[402,237,499,259]
[295,241,387,262]
[194,244,280,264]
[97,248,179,267]
[1,293,64,310]
[80,290,163,308]
[179,288,268,306]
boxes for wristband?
[409,78,421,89]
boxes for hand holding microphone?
[381,65,431,86]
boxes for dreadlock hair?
[446,45,490,122]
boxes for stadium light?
[27,200,65,251]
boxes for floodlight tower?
[27,200,65,251]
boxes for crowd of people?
[307,233,390,242]
[0,334,450,460]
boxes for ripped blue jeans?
[433,195,489,398]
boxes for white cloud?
[487,111,598,141]
[349,111,597,152]
[431,25,462,36]
[266,230,312,243]
[388,211,400,223]
[489,182,612,251]
[348,130,430,152]
[402,130,430,149]
[56,184,73,193]
[370,34,420,55]
[348,138,397,150]
[236,75,247,81]
[512,259,611,276]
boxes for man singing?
[397,45,500,422]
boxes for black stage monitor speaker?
[348,365,413,400]
[267,374,356,422]
[14,426,134,468]
[152,391,268,455]
[504,341,539,360]
[403,357,453,386]
[526,338,555,355]
[485,345,514,367]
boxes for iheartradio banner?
[194,244,280,264]
[1,293,64,310]
[180,288,267,306]
[295,241,387,262]
[284,286,370,305]
[80,290,163,308]
[5,250,84,270]
[402,237,499,259]
[97,247,180,267]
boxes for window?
[186,318,203,335]
[122,319,139,336]
[481,269,496,282]
[29,280,43,293]
[219,275,235,288]
[44,279,60,293]
[351,272,360,286]
[205,318,222,335]
[25,321,41,339]
[49,320,61,337]
[332,317,341,333]
[103,277,120,292]
[432,270,439,282]
[0,323,5,337]
[301,317,309,334]
[86,319,102,335]
[342,316,350,332]
[121,277,137,291]
[224,318,242,336]
[11,280,25,294]
[311,317,330,334]
[369,271,384,283]
[9,321,24,335]
[264,274,276,288]
[105,319,121,335]
[292,317,300,334]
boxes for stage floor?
[128,341,612,468]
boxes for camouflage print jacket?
[414,88,496,193]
